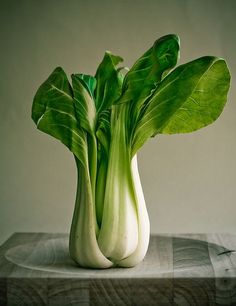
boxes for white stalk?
[117,154,150,267]
[69,158,113,268]
[97,166,139,261]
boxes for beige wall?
[1,0,235,244]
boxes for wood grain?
[1,233,236,305]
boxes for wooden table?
[1,233,236,305]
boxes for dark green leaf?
[74,74,97,99]
[120,34,180,127]
[95,51,123,112]
[38,109,87,166]
[96,109,111,155]
[71,74,96,134]
[32,67,74,124]
[32,67,87,166]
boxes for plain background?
[0,0,235,245]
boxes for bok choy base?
[32,34,230,268]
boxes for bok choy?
[32,34,230,268]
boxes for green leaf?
[120,34,180,128]
[160,58,230,134]
[74,74,97,99]
[95,51,123,112]
[95,52,123,153]
[96,109,111,156]
[132,56,230,155]
[32,67,87,166]
[122,34,180,100]
[38,109,87,166]
[32,67,74,124]
[71,74,97,135]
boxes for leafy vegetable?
[32,34,230,268]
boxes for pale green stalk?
[98,104,139,261]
